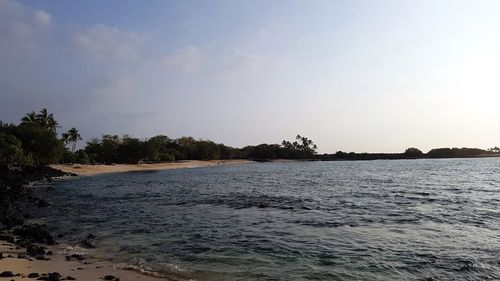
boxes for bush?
[0,133,24,165]
[15,124,65,165]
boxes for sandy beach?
[0,241,177,281]
[51,159,253,176]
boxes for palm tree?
[68,127,82,153]
[21,111,37,125]
[61,132,70,148]
[36,108,59,132]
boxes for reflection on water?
[35,158,500,280]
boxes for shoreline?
[0,160,254,280]
[50,159,254,176]
[0,239,170,281]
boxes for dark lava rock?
[64,276,76,280]
[0,271,14,277]
[46,251,53,255]
[13,224,55,245]
[0,252,3,259]
[458,260,474,271]
[38,272,61,281]
[57,233,64,238]
[0,234,15,244]
[87,233,97,239]
[35,255,46,260]
[28,272,40,278]
[37,199,50,208]
[79,239,95,249]
[27,244,46,256]
[70,254,84,261]
[49,272,61,281]
[103,275,117,280]
[17,253,26,259]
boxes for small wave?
[114,263,195,281]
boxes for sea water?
[34,158,500,280]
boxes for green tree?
[61,132,70,148]
[15,124,65,165]
[117,135,144,163]
[21,111,38,125]
[0,133,24,165]
[145,135,172,161]
[74,150,89,164]
[35,108,59,132]
[68,127,82,153]
[404,147,423,158]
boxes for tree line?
[83,134,318,164]
[1,108,499,166]
[0,109,319,165]
[316,147,500,161]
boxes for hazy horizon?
[1,0,500,153]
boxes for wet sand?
[51,159,253,176]
[0,241,169,281]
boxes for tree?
[295,135,317,158]
[15,123,65,165]
[0,133,23,165]
[144,135,172,161]
[404,147,423,158]
[21,108,59,132]
[21,111,37,125]
[117,135,144,163]
[68,128,82,153]
[61,133,70,147]
[36,108,59,132]
[488,146,500,153]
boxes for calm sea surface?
[34,159,500,280]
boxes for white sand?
[51,160,253,176]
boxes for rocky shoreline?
[0,165,164,281]
[0,165,75,280]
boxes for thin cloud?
[33,10,51,27]
[0,0,52,56]
[163,46,203,73]
[73,24,146,62]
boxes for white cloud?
[222,50,292,79]
[73,24,145,61]
[163,46,203,73]
[0,0,52,56]
[33,9,51,27]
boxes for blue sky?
[1,0,500,152]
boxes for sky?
[1,0,500,153]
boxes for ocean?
[33,158,500,280]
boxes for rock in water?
[13,224,55,245]
[79,239,95,248]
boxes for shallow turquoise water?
[35,158,500,280]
